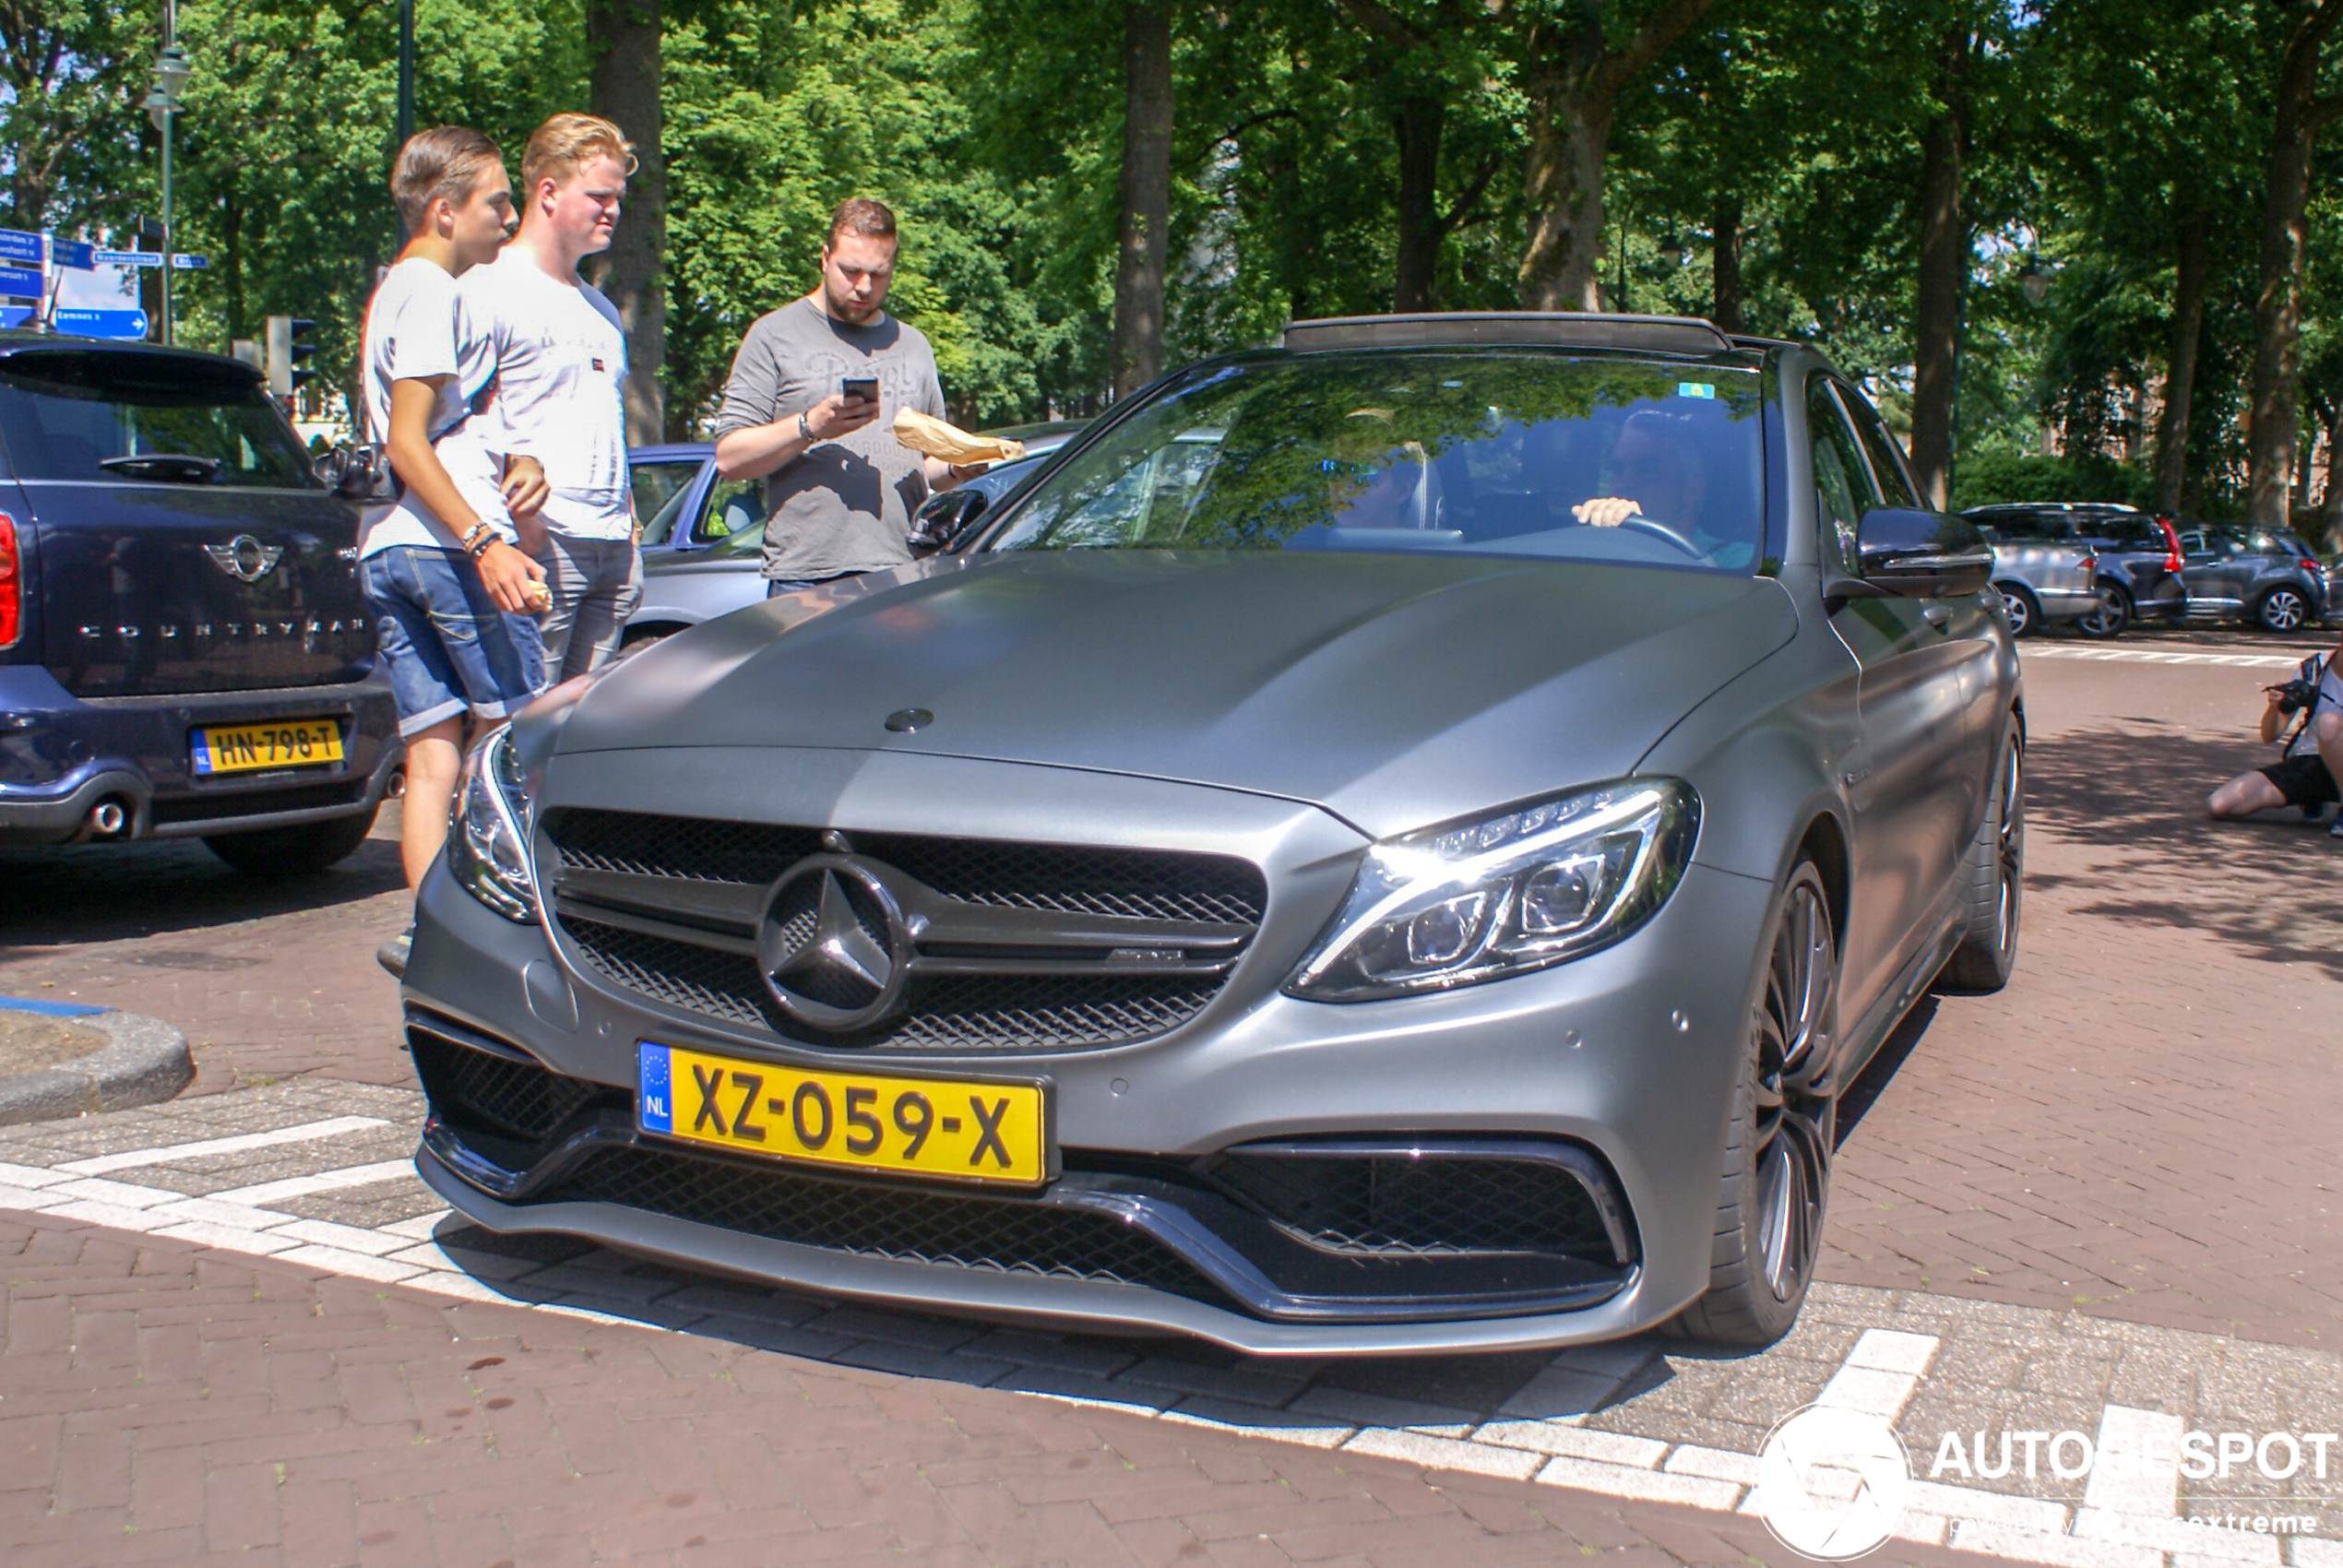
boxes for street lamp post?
[143,6,192,345]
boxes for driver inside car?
[1572,409,1707,532]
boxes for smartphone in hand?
[841,376,879,405]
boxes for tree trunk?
[2324,405,2343,552]
[2246,2,2343,531]
[588,0,667,444]
[2153,210,2207,516]
[1710,192,1743,333]
[221,183,246,344]
[1113,3,1174,398]
[1392,93,1444,312]
[1907,29,1969,509]
[1517,61,1611,311]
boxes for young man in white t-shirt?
[358,126,553,955]
[459,113,642,681]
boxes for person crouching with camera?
[2207,629,2343,837]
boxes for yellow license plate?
[191,719,344,775]
[636,1042,1051,1189]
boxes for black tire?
[203,810,379,875]
[2256,586,2311,635]
[1669,861,1838,1347]
[1995,582,2040,638]
[1934,719,2023,994]
[2075,584,2129,639]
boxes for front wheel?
[1996,582,2040,638]
[2076,585,2130,639]
[1669,861,1838,1347]
[1935,719,2023,993]
[203,810,378,875]
[2257,587,2311,634]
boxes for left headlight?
[1286,778,1697,1002]
[446,725,539,922]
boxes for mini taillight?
[2300,557,2319,574]
[0,515,18,649]
[2082,550,2098,574]
[2159,517,2183,573]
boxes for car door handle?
[1921,605,1950,630]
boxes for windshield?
[988,352,1766,573]
[0,350,319,489]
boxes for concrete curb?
[0,1004,195,1125]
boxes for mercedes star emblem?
[755,855,912,1032]
[203,534,285,584]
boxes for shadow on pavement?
[0,827,405,950]
[2021,723,2343,980]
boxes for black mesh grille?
[533,1143,1219,1297]
[410,1027,604,1144]
[561,916,1223,1052]
[543,809,1266,925]
[1208,1152,1617,1262]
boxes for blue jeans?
[361,546,548,738]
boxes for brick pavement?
[2,1207,2024,1568]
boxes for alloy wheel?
[2260,588,2308,633]
[1993,742,2025,952]
[1751,879,1837,1302]
[1998,588,2032,636]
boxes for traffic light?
[266,315,318,401]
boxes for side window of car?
[1807,380,1875,565]
[695,478,766,544]
[1836,383,1922,511]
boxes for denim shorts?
[361,546,548,738]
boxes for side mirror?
[1843,506,1992,599]
[312,446,351,492]
[909,487,989,552]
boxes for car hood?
[565,551,1798,839]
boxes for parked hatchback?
[0,335,400,869]
[1963,511,2105,637]
[1963,503,2182,639]
[2178,524,2330,633]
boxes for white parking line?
[208,1159,420,1206]
[55,1116,389,1176]
[2022,645,2303,669]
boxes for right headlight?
[1285,778,1698,1002]
[446,724,538,922]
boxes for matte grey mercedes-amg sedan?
[402,313,2021,1355]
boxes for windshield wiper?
[98,453,222,484]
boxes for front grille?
[532,1142,1219,1297]
[1208,1150,1618,1262]
[541,809,1264,1054]
[409,1024,606,1144]
[561,916,1223,1051]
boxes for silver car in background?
[1967,515,2104,637]
[403,315,2021,1356]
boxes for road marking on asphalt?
[2022,645,2304,669]
[1,1105,2337,1568]
[54,1115,388,1176]
[209,1159,419,1206]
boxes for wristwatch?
[798,411,812,444]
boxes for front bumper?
[0,663,401,846]
[400,762,1773,1356]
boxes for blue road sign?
[51,239,96,269]
[170,254,208,271]
[0,306,33,330]
[54,308,150,340]
[96,251,164,268]
[0,230,41,265]
[0,266,45,300]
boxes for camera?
[2269,677,2318,716]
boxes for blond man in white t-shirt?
[357,128,554,978]
[460,113,643,681]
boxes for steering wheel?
[1616,513,1707,560]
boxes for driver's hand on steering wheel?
[1572,496,1641,528]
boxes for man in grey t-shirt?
[712,198,981,590]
